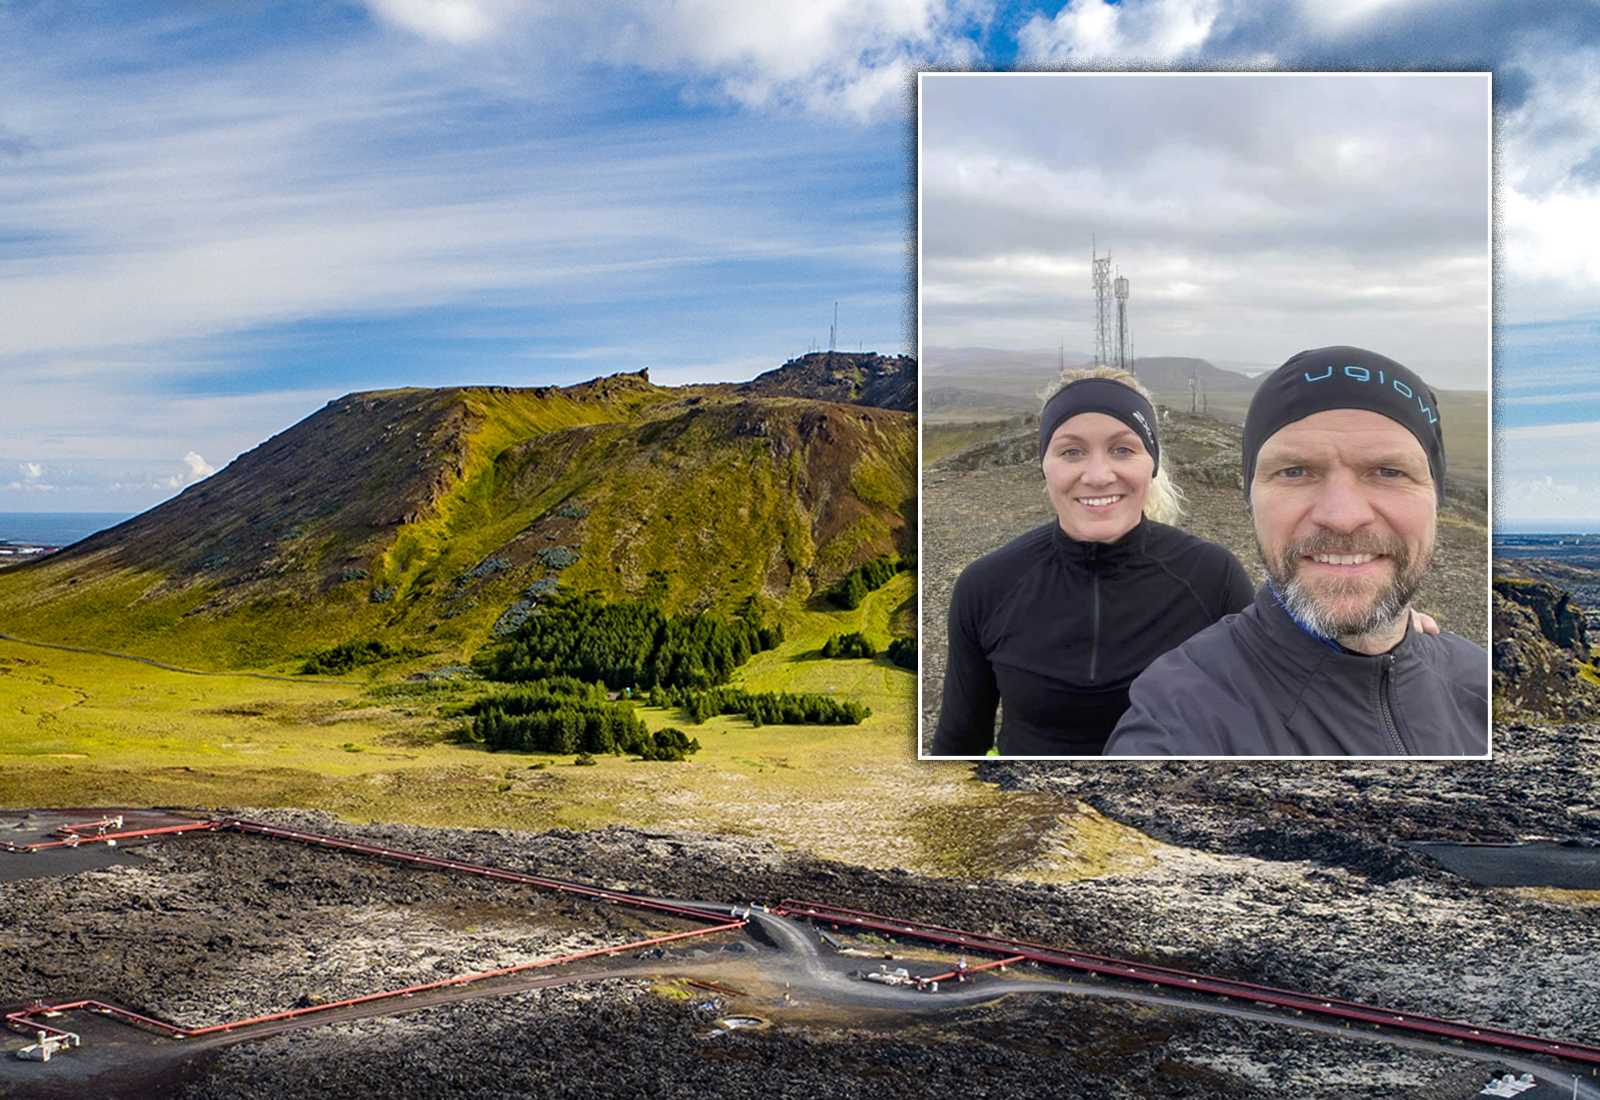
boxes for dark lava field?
[3,804,1587,1099]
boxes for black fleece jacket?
[930,517,1253,756]
[1103,584,1489,757]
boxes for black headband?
[1037,378,1160,475]
[1242,346,1446,498]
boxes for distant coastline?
[0,512,132,550]
[1495,522,1600,537]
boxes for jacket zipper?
[1378,655,1407,754]
[1084,541,1102,683]
[1089,571,1101,683]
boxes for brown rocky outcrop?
[1491,576,1600,719]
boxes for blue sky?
[0,1,1597,525]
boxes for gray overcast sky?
[919,71,1490,388]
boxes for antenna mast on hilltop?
[829,302,838,353]
[1114,269,1133,378]
[1092,240,1113,368]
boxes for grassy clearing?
[0,580,1112,879]
[0,573,1146,879]
[922,421,1015,466]
[1510,886,1600,906]
[907,793,1164,882]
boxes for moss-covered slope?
[0,369,914,671]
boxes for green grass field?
[922,421,1017,467]
[0,572,1134,880]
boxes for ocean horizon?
[0,512,134,547]
[1495,523,1600,537]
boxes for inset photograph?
[918,72,1491,758]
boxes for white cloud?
[20,462,41,479]
[183,452,216,479]
[1018,0,1221,60]
[1500,177,1600,325]
[359,0,979,118]
[364,0,509,45]
[0,27,906,375]
[0,384,337,470]
[1007,3,1600,330]
[1498,475,1600,523]
[1499,421,1600,486]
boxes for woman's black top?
[931,517,1253,756]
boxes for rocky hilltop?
[0,357,914,668]
[738,350,915,412]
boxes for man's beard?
[1259,528,1432,641]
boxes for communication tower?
[1092,241,1113,368]
[1114,270,1131,376]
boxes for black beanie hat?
[1038,377,1161,474]
[1242,346,1445,498]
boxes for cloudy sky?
[0,2,1596,527]
[920,72,1491,387]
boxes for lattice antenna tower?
[1092,240,1113,368]
[1114,268,1132,378]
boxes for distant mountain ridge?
[0,357,915,669]
[920,346,1259,418]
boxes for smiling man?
[1103,346,1488,757]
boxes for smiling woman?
[928,367,1253,757]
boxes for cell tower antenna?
[1092,240,1113,368]
[830,302,838,353]
[1114,268,1131,376]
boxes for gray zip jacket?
[1103,584,1489,757]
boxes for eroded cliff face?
[1492,576,1600,719]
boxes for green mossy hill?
[0,363,914,670]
